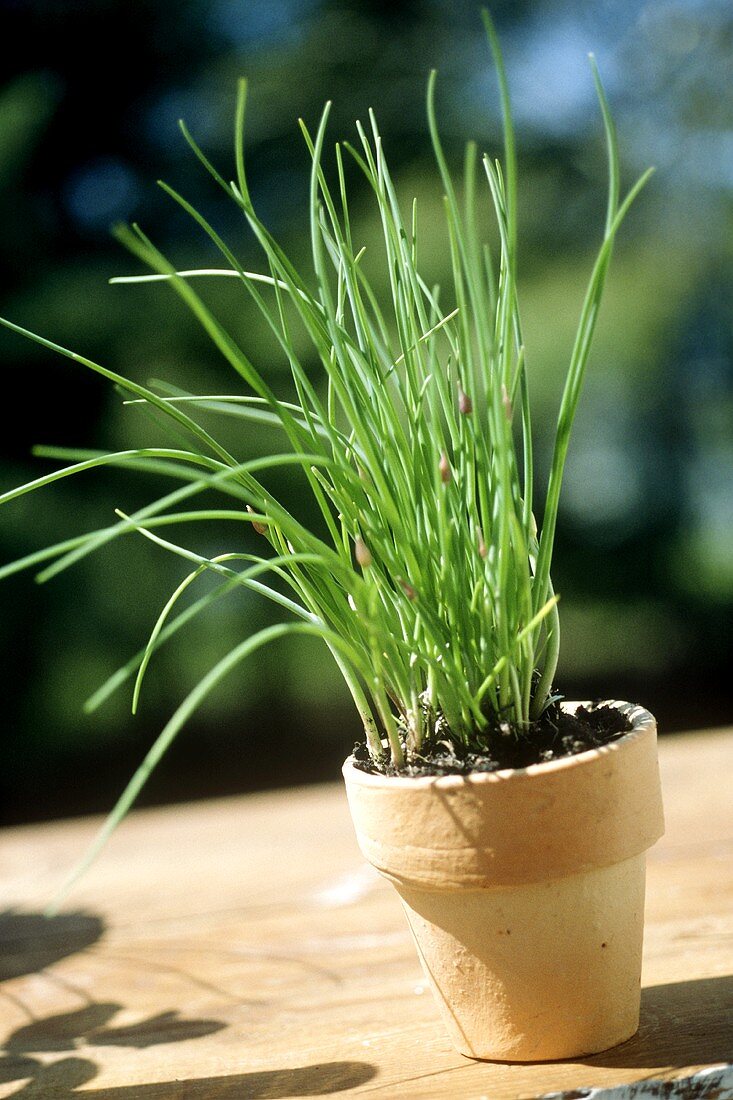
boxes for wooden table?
[0,729,731,1099]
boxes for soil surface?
[353,700,632,777]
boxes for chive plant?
[0,15,651,881]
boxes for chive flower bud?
[439,452,451,484]
[355,536,372,568]
[458,386,473,415]
[246,505,267,536]
[399,578,417,601]
[501,383,513,421]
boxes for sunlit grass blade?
[0,316,240,468]
[84,574,243,713]
[46,618,361,915]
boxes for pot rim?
[342,699,655,789]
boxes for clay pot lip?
[343,699,656,790]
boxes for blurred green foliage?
[1,0,731,823]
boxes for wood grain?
[0,728,731,1098]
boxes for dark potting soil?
[352,700,632,777]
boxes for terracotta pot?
[342,701,664,1062]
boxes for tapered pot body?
[343,701,664,1061]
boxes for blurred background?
[1,0,731,825]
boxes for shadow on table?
[0,1058,377,1097]
[583,974,733,1069]
[0,910,232,1097]
[0,909,105,982]
[4,1002,224,1053]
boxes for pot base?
[397,853,646,1062]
